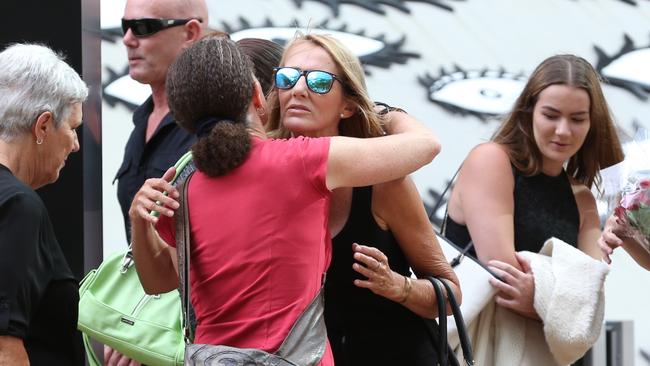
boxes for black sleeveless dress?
[444,168,580,256]
[324,186,437,366]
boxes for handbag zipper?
[132,295,151,318]
[131,294,162,318]
[121,294,162,325]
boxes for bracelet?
[398,276,412,303]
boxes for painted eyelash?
[221,17,420,74]
[594,34,650,101]
[418,66,527,121]
[615,0,648,5]
[101,28,123,43]
[102,66,149,111]
[291,0,464,15]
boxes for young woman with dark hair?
[443,54,624,364]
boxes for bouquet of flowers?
[602,129,650,251]
[613,175,650,250]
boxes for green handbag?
[78,249,185,366]
[78,152,195,366]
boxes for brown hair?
[492,54,624,189]
[236,38,283,96]
[166,36,254,177]
[266,33,385,138]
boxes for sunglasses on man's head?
[121,18,200,37]
[273,67,345,94]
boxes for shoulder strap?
[176,171,195,344]
[433,166,475,267]
[431,166,460,235]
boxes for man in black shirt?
[115,0,208,243]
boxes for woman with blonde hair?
[267,33,459,366]
[130,36,441,366]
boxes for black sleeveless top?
[444,167,580,256]
[324,186,437,366]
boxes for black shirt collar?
[132,96,176,135]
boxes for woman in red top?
[129,37,440,365]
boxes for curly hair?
[236,38,283,96]
[166,36,254,177]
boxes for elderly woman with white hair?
[0,43,88,365]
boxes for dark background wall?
[0,0,102,280]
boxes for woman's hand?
[488,252,539,320]
[598,214,626,264]
[352,243,404,301]
[128,167,179,224]
[599,213,650,270]
[104,346,141,366]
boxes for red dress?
[157,136,333,365]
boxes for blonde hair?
[266,33,384,138]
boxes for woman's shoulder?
[467,141,509,160]
[371,176,415,210]
[0,175,42,210]
[265,135,330,149]
[462,142,512,175]
[0,189,44,214]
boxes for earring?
[36,138,43,145]
[340,113,345,118]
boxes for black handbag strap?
[427,277,449,366]
[425,277,474,366]
[438,278,474,366]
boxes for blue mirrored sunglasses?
[273,67,345,94]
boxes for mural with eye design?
[102,66,150,111]
[221,18,420,72]
[595,34,650,101]
[418,67,527,121]
[101,17,420,110]
[292,0,463,15]
[99,2,650,360]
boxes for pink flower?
[639,179,650,189]
[620,190,646,209]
